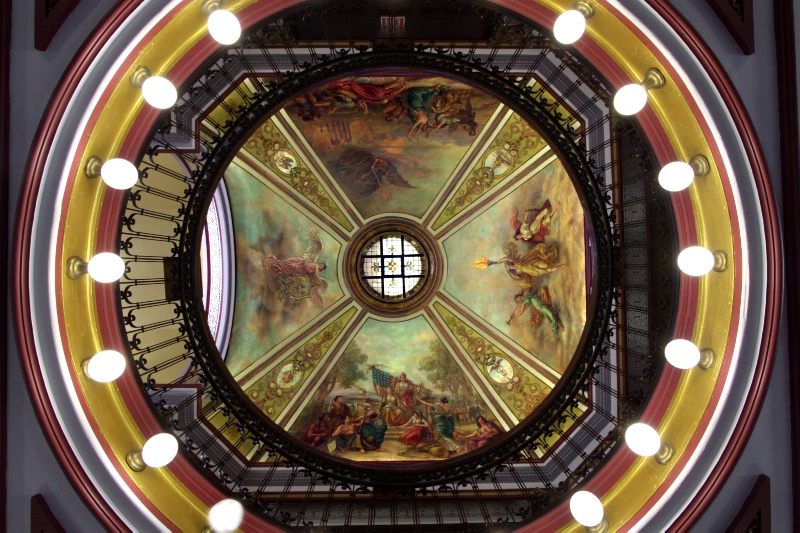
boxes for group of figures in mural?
[287,76,491,211]
[475,201,565,337]
[296,366,503,459]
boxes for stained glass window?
[360,233,427,300]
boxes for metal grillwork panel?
[115,0,677,528]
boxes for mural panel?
[286,316,502,462]
[443,159,586,374]
[287,76,501,219]
[223,163,344,375]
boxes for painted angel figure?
[511,200,559,244]
[336,148,415,200]
[263,228,328,309]
[507,287,563,335]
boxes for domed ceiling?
[13,0,781,530]
[219,74,588,462]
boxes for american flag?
[372,367,393,390]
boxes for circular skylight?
[359,233,427,301]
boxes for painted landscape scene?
[286,317,505,462]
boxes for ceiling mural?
[442,158,587,374]
[285,316,498,462]
[222,163,345,376]
[286,76,502,220]
[218,73,588,464]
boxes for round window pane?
[359,233,427,301]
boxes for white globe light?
[208,499,245,533]
[658,161,695,192]
[677,246,715,276]
[665,338,701,369]
[625,423,662,456]
[570,490,604,527]
[613,83,648,115]
[85,350,126,382]
[553,10,586,44]
[141,76,177,109]
[141,433,179,468]
[87,253,125,283]
[208,10,241,45]
[100,158,139,190]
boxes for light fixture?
[677,246,728,276]
[664,339,716,370]
[206,499,245,533]
[657,155,710,192]
[570,491,608,532]
[202,0,241,45]
[553,2,594,45]
[613,68,665,115]
[83,350,126,382]
[126,433,179,472]
[625,423,674,464]
[130,66,178,109]
[67,253,126,282]
[84,156,139,190]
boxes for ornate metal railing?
[115,0,676,528]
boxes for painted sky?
[443,159,587,374]
[222,163,344,376]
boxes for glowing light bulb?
[677,246,715,276]
[658,161,695,192]
[84,350,126,382]
[100,158,139,190]
[613,83,648,115]
[208,10,241,45]
[141,76,177,109]
[570,491,604,527]
[141,433,179,468]
[625,423,662,456]
[665,339,701,369]
[87,253,125,283]
[554,10,586,44]
[208,499,245,533]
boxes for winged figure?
[335,148,415,200]
[263,228,328,309]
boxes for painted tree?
[292,342,369,434]
[419,340,473,403]
[312,341,368,407]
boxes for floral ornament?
[439,307,552,420]
[241,308,356,421]
[243,120,353,231]
[434,114,545,229]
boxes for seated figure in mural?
[301,414,331,447]
[507,287,563,335]
[263,227,328,309]
[331,416,363,452]
[421,88,478,137]
[417,396,460,452]
[511,201,559,244]
[335,148,415,200]
[406,84,448,139]
[456,416,503,452]
[398,410,431,447]
[380,390,406,426]
[357,403,388,453]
